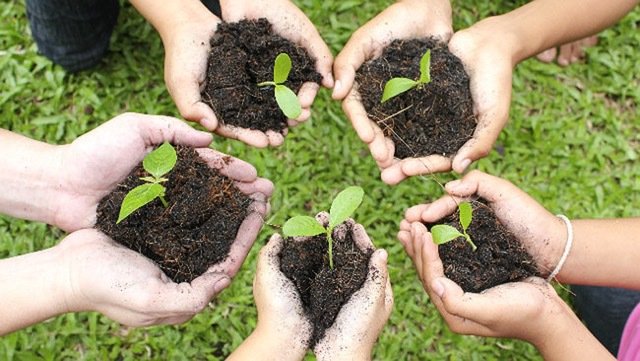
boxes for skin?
[229,214,393,361]
[131,0,333,148]
[536,36,599,66]
[0,113,274,335]
[335,0,638,184]
[398,170,640,359]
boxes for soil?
[427,199,540,293]
[96,146,252,283]
[279,222,373,347]
[201,19,322,133]
[355,38,477,159]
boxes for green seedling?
[282,186,364,269]
[258,53,302,119]
[381,49,432,103]
[117,142,177,224]
[431,201,477,251]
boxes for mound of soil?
[427,199,540,293]
[356,38,476,159]
[201,19,322,133]
[96,146,251,283]
[279,223,373,347]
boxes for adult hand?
[314,217,394,361]
[218,0,334,146]
[58,229,228,326]
[399,170,566,278]
[51,114,274,266]
[334,0,453,184]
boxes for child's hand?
[399,170,567,277]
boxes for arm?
[0,229,227,335]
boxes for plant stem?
[257,81,276,87]
[327,232,334,270]
[158,195,168,208]
[464,233,477,251]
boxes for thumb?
[192,272,231,299]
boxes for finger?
[445,170,516,203]
[418,195,460,223]
[195,148,258,182]
[384,271,394,314]
[420,231,445,284]
[411,223,426,280]
[342,87,376,143]
[150,272,230,315]
[234,178,275,201]
[400,155,452,177]
[294,108,312,123]
[535,47,557,63]
[265,130,285,147]
[369,126,392,165]
[166,68,219,130]
[399,218,414,232]
[351,223,374,252]
[315,211,330,228]
[557,43,573,66]
[332,28,376,100]
[215,124,270,148]
[134,114,213,148]
[208,211,263,277]
[397,230,413,257]
[257,233,285,276]
[405,204,429,223]
[298,82,320,108]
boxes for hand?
[399,170,567,276]
[219,0,334,146]
[334,0,453,184]
[314,218,393,361]
[51,114,274,264]
[58,229,229,326]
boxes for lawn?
[1,0,639,360]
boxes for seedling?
[381,49,432,103]
[117,142,177,224]
[431,201,477,251]
[282,186,364,269]
[258,53,302,119]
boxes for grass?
[1,0,639,360]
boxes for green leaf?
[275,85,302,119]
[282,216,326,237]
[381,77,418,103]
[143,142,177,179]
[419,49,431,84]
[117,183,165,223]
[431,225,465,245]
[274,53,292,84]
[329,186,364,229]
[458,202,473,232]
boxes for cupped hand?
[399,170,567,279]
[58,229,229,326]
[217,0,333,146]
[334,0,453,185]
[314,217,393,361]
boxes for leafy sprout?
[381,49,432,103]
[117,142,177,224]
[282,186,364,269]
[257,53,302,119]
[431,201,477,251]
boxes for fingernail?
[332,80,342,96]
[432,278,445,298]
[213,276,231,293]
[447,179,462,190]
[377,249,388,262]
[458,159,471,172]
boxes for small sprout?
[381,49,432,103]
[431,201,477,251]
[117,142,177,224]
[258,53,302,119]
[282,186,364,269]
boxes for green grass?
[1,0,639,360]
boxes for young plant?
[431,201,477,251]
[117,142,177,224]
[282,186,364,269]
[381,49,432,103]
[258,53,302,119]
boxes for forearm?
[0,245,68,335]
[556,218,640,288]
[0,129,63,224]
[470,0,638,64]
[129,0,216,41]
[228,325,306,361]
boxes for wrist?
[130,0,217,43]
[254,323,308,361]
[461,15,524,66]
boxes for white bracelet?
[546,214,574,282]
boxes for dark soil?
[427,199,540,293]
[355,38,477,159]
[96,146,251,283]
[279,223,373,347]
[201,19,322,133]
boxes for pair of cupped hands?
[46,112,392,357]
[166,0,513,185]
